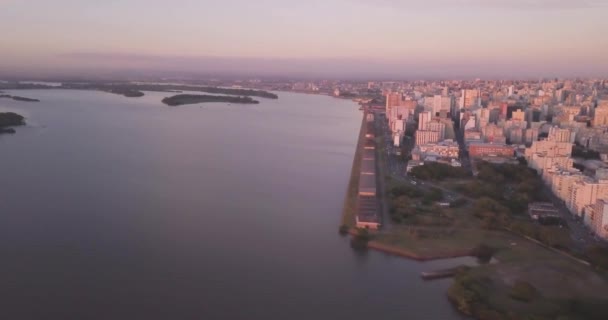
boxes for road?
[541,186,607,251]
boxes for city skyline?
[1,0,608,78]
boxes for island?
[161,94,260,106]
[0,112,26,134]
[0,94,40,102]
[0,81,279,100]
[101,88,145,97]
[187,86,278,99]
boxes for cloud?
[355,0,608,10]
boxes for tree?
[0,112,26,128]
[339,224,350,235]
[355,228,371,242]
[509,280,539,302]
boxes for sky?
[1,0,607,79]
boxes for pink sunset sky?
[1,0,607,78]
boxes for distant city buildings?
[283,77,608,240]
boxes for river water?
[0,89,467,319]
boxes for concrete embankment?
[339,113,367,227]
[420,267,464,280]
[366,240,472,261]
[346,229,472,261]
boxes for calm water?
[0,90,467,319]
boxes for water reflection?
[0,89,467,320]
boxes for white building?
[592,199,608,240]
[415,130,441,146]
[418,111,432,131]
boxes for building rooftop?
[363,149,375,160]
[361,159,375,175]
[364,140,376,149]
[359,173,376,190]
[356,196,379,223]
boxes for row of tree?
[388,184,451,225]
[409,162,469,181]
[462,162,546,215]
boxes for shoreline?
[346,229,473,261]
[366,240,473,261]
[339,111,367,227]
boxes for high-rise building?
[415,130,440,146]
[392,118,406,138]
[548,126,572,143]
[525,128,539,145]
[593,101,608,127]
[386,92,402,112]
[460,89,479,108]
[476,108,490,130]
[427,120,446,141]
[509,128,524,145]
[418,111,432,131]
[512,109,525,122]
[482,123,505,143]
[432,95,443,116]
[441,96,454,113]
[526,140,573,158]
[592,199,608,240]
[546,166,583,202]
[500,102,508,120]
[569,179,608,217]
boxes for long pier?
[354,109,381,229]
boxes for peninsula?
[0,112,26,134]
[161,94,260,106]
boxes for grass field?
[377,175,608,319]
[449,257,608,320]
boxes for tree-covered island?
[0,82,279,100]
[0,112,26,134]
[161,94,260,106]
[56,83,278,99]
[101,88,145,97]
